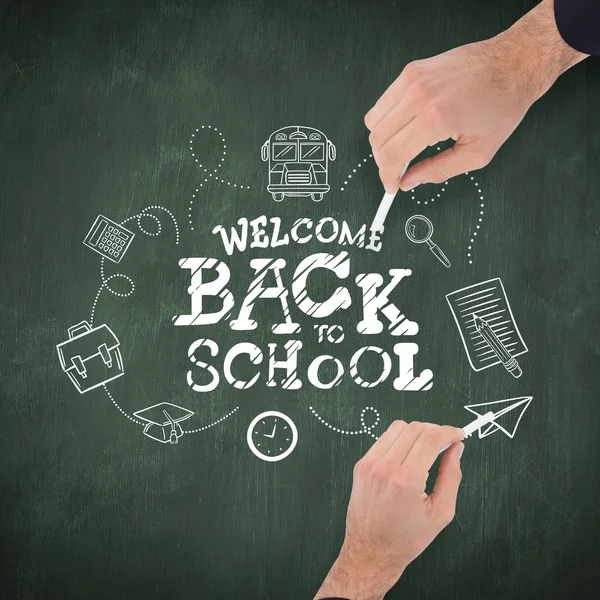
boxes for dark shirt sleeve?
[554,0,600,55]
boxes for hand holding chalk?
[439,411,496,453]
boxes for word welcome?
[212,216,383,256]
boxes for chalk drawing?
[446,278,528,375]
[83,215,135,263]
[188,125,251,230]
[247,410,298,462]
[464,396,533,439]
[56,321,124,393]
[308,406,381,441]
[261,126,336,203]
[341,148,485,263]
[405,214,451,268]
[133,402,194,444]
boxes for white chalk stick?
[369,163,409,232]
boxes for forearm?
[493,0,588,103]
[314,544,399,600]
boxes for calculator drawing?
[83,215,135,264]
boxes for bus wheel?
[272,193,284,202]
[311,193,323,202]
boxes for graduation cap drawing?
[464,396,532,439]
[133,402,194,444]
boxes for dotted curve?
[464,173,485,266]
[188,126,251,231]
[122,205,180,246]
[137,212,161,237]
[308,406,381,440]
[90,205,181,325]
[340,154,373,192]
[90,273,135,326]
[104,385,143,425]
[183,406,240,434]
[340,150,485,264]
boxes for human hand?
[365,0,587,193]
[315,421,465,600]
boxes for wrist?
[315,542,403,600]
[495,0,588,103]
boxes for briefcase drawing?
[56,321,124,393]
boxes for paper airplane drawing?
[464,396,532,439]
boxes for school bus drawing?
[261,126,336,202]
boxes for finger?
[404,425,464,475]
[364,62,422,131]
[378,421,428,469]
[399,143,492,191]
[376,118,439,193]
[368,91,420,151]
[361,420,408,463]
[428,442,464,522]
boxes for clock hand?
[263,424,277,439]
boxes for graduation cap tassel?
[163,410,179,444]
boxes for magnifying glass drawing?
[405,215,451,268]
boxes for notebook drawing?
[446,278,528,372]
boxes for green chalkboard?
[1,0,600,598]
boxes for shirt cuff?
[554,0,600,55]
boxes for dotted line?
[90,274,135,325]
[340,154,373,192]
[183,406,240,434]
[103,385,143,425]
[103,274,135,297]
[125,206,180,245]
[191,125,227,173]
[189,126,251,231]
[137,212,161,237]
[308,406,381,440]
[465,173,485,265]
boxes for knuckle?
[353,458,373,478]
[402,61,423,83]
[406,421,425,434]
[364,110,376,131]
[388,419,407,433]
[390,470,414,493]
[370,462,390,484]
[421,102,446,129]
[407,79,432,103]
[369,129,385,152]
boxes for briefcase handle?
[68,321,92,339]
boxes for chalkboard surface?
[1,1,599,598]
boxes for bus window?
[273,143,297,161]
[300,142,324,161]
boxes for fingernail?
[457,443,464,460]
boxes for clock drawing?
[247,411,298,462]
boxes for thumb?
[399,143,491,191]
[429,442,464,523]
